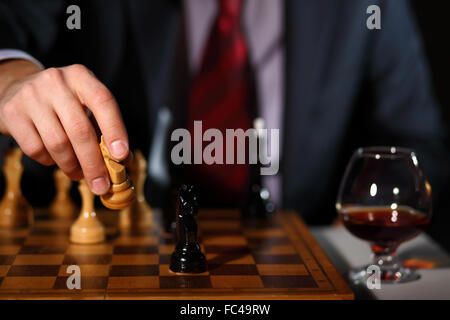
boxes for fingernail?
[91,177,110,195]
[110,140,128,159]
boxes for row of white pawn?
[0,148,153,244]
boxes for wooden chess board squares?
[202,235,248,246]
[7,265,60,276]
[114,235,159,246]
[107,276,159,289]
[0,255,15,265]
[58,265,110,277]
[0,236,26,245]
[53,276,109,290]
[113,245,158,254]
[24,235,70,246]
[13,254,64,265]
[65,244,113,255]
[111,254,158,265]
[63,254,112,265]
[209,275,263,288]
[0,265,9,277]
[0,245,21,255]
[0,210,353,299]
[110,265,159,277]
[1,277,57,290]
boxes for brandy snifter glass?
[336,147,432,283]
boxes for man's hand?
[0,60,129,195]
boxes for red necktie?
[186,0,252,204]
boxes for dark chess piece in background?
[170,184,207,274]
[242,118,276,218]
[242,183,276,218]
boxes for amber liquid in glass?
[340,206,429,252]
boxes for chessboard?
[0,208,353,300]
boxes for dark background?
[411,1,450,127]
[410,2,450,250]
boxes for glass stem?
[372,251,399,268]
[370,248,403,281]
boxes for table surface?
[311,226,450,300]
[0,209,353,300]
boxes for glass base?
[349,264,420,285]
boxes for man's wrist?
[0,59,43,97]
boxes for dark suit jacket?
[1,0,449,226]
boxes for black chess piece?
[242,183,276,218]
[169,185,207,273]
[241,120,276,218]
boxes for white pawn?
[0,148,33,228]
[50,168,77,219]
[70,179,105,244]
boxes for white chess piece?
[70,179,105,243]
